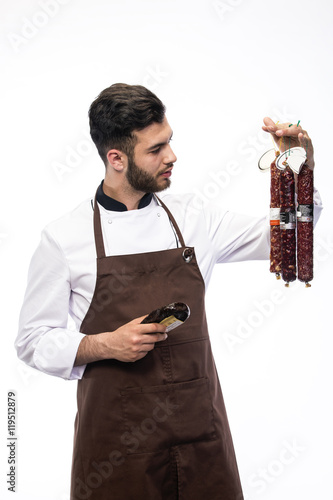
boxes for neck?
[102,177,145,211]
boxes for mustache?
[160,164,174,174]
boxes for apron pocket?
[120,378,216,455]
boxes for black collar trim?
[96,181,153,212]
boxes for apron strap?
[93,193,106,259]
[93,190,187,258]
[155,196,186,248]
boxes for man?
[16,83,322,499]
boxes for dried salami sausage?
[280,165,297,285]
[297,165,314,286]
[270,152,282,277]
[141,302,190,332]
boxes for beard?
[126,156,172,193]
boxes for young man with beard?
[16,83,321,500]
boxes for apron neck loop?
[155,196,186,248]
[92,190,187,258]
[93,193,106,259]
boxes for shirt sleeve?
[205,186,323,264]
[15,228,86,380]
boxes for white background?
[1,0,332,499]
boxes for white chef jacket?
[16,189,323,381]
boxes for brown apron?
[70,194,244,500]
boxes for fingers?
[143,332,168,344]
[262,116,276,129]
[262,117,314,169]
[298,132,307,147]
[131,314,167,335]
[141,322,168,344]
[133,326,168,361]
[132,320,168,345]
[298,132,315,169]
[139,320,167,334]
[262,117,312,159]
[262,116,286,134]
[275,127,312,153]
[262,117,304,137]
[275,125,304,137]
[106,317,168,363]
[131,315,149,324]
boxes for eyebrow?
[146,132,173,152]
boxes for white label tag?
[160,315,184,332]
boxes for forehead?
[134,116,172,150]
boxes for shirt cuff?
[33,329,87,380]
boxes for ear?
[106,149,127,172]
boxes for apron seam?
[156,336,208,348]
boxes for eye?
[150,137,172,155]
[151,147,161,154]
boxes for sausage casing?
[270,153,282,276]
[280,165,297,284]
[297,165,314,285]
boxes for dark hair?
[88,83,166,164]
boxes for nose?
[164,144,177,165]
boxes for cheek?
[147,156,163,173]
[135,153,163,174]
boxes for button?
[108,219,112,224]
[157,213,161,217]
